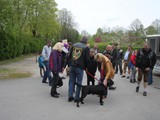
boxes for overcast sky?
[55,0,160,35]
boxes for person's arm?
[42,46,49,61]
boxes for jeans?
[148,70,153,85]
[42,61,51,83]
[68,66,84,100]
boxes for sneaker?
[127,76,130,79]
[136,86,139,92]
[68,97,74,102]
[143,91,147,96]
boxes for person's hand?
[103,80,107,87]
[145,67,150,71]
[62,68,65,72]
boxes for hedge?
[0,32,45,61]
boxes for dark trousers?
[87,73,95,85]
[115,59,123,74]
[50,73,59,95]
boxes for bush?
[0,32,46,61]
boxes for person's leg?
[122,61,127,77]
[133,67,137,82]
[115,60,118,74]
[119,59,123,75]
[130,67,133,82]
[42,61,48,83]
[143,70,149,96]
[50,73,59,98]
[74,67,84,100]
[87,74,90,85]
[127,62,131,79]
[40,67,42,77]
[148,70,153,85]
[136,69,142,92]
[68,66,76,101]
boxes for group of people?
[37,37,157,104]
[104,42,157,96]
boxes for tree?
[145,25,157,35]
[152,19,160,34]
[58,8,79,42]
[129,18,144,36]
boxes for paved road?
[0,57,160,120]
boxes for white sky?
[55,0,160,35]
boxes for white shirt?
[124,50,130,60]
[42,45,51,61]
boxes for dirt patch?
[0,56,40,79]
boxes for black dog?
[76,83,107,107]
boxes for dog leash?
[77,63,100,82]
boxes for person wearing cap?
[68,36,90,102]
[50,42,68,98]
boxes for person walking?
[135,42,156,96]
[68,36,90,102]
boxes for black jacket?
[69,42,90,69]
[135,48,157,70]
[86,56,97,74]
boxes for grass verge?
[0,68,32,80]
[0,54,36,65]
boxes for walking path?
[0,56,160,120]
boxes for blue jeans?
[42,61,51,83]
[68,66,84,99]
[148,70,153,85]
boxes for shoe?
[143,91,147,96]
[55,92,60,95]
[109,86,116,90]
[120,73,122,75]
[134,79,137,83]
[68,97,74,102]
[74,99,79,102]
[51,94,59,98]
[130,79,132,83]
[136,86,139,92]
[121,75,125,78]
[127,76,130,79]
[42,81,48,84]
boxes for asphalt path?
[0,57,160,120]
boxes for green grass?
[0,68,32,80]
[0,54,36,65]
